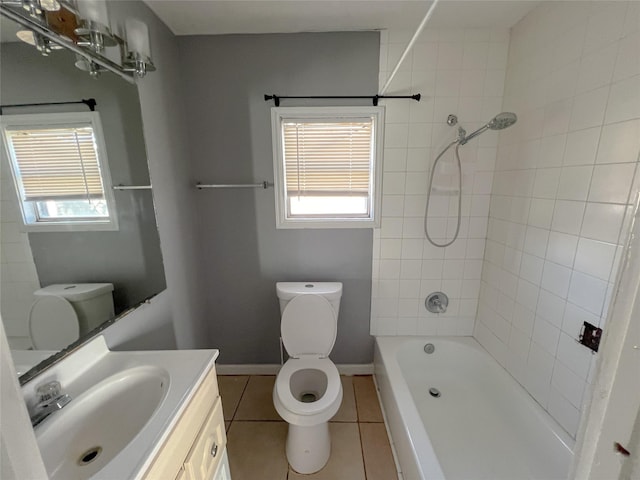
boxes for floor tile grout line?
[353,377,362,423]
[230,375,252,422]
[357,421,369,480]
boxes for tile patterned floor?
[220,375,398,480]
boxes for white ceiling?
[144,1,540,36]
[0,1,539,44]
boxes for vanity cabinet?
[143,364,229,480]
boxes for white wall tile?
[569,86,609,131]
[551,360,586,408]
[541,262,572,299]
[575,43,617,94]
[382,172,406,194]
[548,387,581,436]
[563,127,600,166]
[573,238,616,280]
[539,134,567,168]
[520,253,543,285]
[546,232,578,267]
[604,74,640,124]
[613,31,640,82]
[557,166,593,201]
[537,289,567,329]
[552,200,585,235]
[543,98,573,137]
[588,163,636,204]
[522,227,548,258]
[596,119,640,164]
[400,259,422,280]
[581,202,625,243]
[533,168,561,199]
[526,342,555,407]
[533,315,561,355]
[557,331,592,380]
[478,1,639,439]
[568,271,607,315]
[528,200,555,229]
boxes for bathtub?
[374,336,574,480]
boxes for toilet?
[29,283,115,350]
[273,282,343,474]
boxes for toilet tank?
[34,283,115,335]
[276,282,343,317]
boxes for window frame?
[0,111,118,232]
[271,106,384,229]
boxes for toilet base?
[286,422,331,474]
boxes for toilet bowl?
[273,282,343,474]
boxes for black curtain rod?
[264,94,420,107]
[0,98,97,114]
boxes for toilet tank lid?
[276,282,343,301]
[35,283,114,301]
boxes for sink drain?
[429,387,441,398]
[78,447,102,466]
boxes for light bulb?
[40,0,61,11]
[125,19,151,58]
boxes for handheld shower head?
[487,112,517,130]
[459,111,517,144]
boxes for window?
[271,107,384,228]
[1,112,118,231]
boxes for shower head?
[459,112,517,144]
[487,112,518,130]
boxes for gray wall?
[178,32,379,364]
[0,42,166,314]
[108,0,210,348]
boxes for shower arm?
[459,124,490,145]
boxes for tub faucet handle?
[425,292,449,314]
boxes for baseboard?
[216,363,374,375]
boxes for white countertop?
[22,336,219,480]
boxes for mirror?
[0,20,166,382]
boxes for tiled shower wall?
[370,27,510,336]
[475,1,640,437]
[0,156,39,348]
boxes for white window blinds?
[5,125,105,202]
[282,119,373,197]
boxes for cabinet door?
[212,451,231,480]
[176,467,188,480]
[184,398,226,480]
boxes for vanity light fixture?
[16,28,61,54]
[74,54,106,77]
[122,18,155,77]
[74,0,117,53]
[1,0,156,82]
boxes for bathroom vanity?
[22,336,230,480]
[143,363,229,480]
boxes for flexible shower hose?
[424,140,462,248]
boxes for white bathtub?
[374,336,574,480]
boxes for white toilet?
[273,282,343,474]
[29,283,115,350]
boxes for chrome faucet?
[29,381,72,428]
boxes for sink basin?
[35,365,169,480]
[22,336,218,479]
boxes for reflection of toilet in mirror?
[28,283,114,350]
[273,282,343,474]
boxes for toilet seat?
[275,357,341,417]
[281,295,336,358]
[29,295,79,350]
